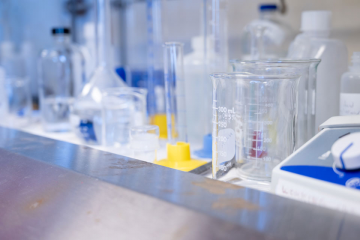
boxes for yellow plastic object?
[154,142,207,172]
[150,114,167,139]
[150,114,178,139]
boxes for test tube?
[130,125,160,162]
[163,42,187,144]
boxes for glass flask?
[101,87,147,147]
[70,0,126,144]
[211,72,300,182]
[231,59,320,149]
[38,28,85,132]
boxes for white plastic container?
[288,11,348,128]
[340,52,360,116]
[183,36,211,147]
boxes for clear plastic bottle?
[288,11,348,128]
[340,52,360,116]
[241,4,294,60]
[70,0,126,145]
[38,28,85,132]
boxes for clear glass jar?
[38,28,85,132]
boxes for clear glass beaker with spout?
[211,72,300,182]
[231,59,320,149]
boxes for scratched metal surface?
[0,127,360,240]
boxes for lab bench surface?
[0,126,359,240]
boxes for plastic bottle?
[70,0,126,145]
[340,52,360,116]
[241,4,294,60]
[288,11,348,128]
[183,36,210,147]
[38,27,85,132]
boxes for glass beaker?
[211,72,300,182]
[101,87,147,147]
[130,125,159,162]
[3,53,31,128]
[231,59,320,149]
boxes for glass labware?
[231,59,320,149]
[70,0,126,144]
[38,28,85,132]
[130,125,160,163]
[101,87,147,147]
[2,53,31,128]
[211,72,300,182]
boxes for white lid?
[301,11,332,32]
[331,132,360,170]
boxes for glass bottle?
[38,27,85,132]
[70,0,126,144]
[241,4,294,60]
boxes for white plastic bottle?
[288,11,348,128]
[340,52,360,116]
[183,36,210,148]
[241,4,294,60]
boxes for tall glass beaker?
[231,59,320,149]
[211,72,300,182]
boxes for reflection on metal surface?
[0,127,360,239]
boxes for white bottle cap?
[301,11,332,32]
[331,132,360,170]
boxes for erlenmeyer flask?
[70,0,126,145]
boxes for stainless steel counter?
[0,126,359,240]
